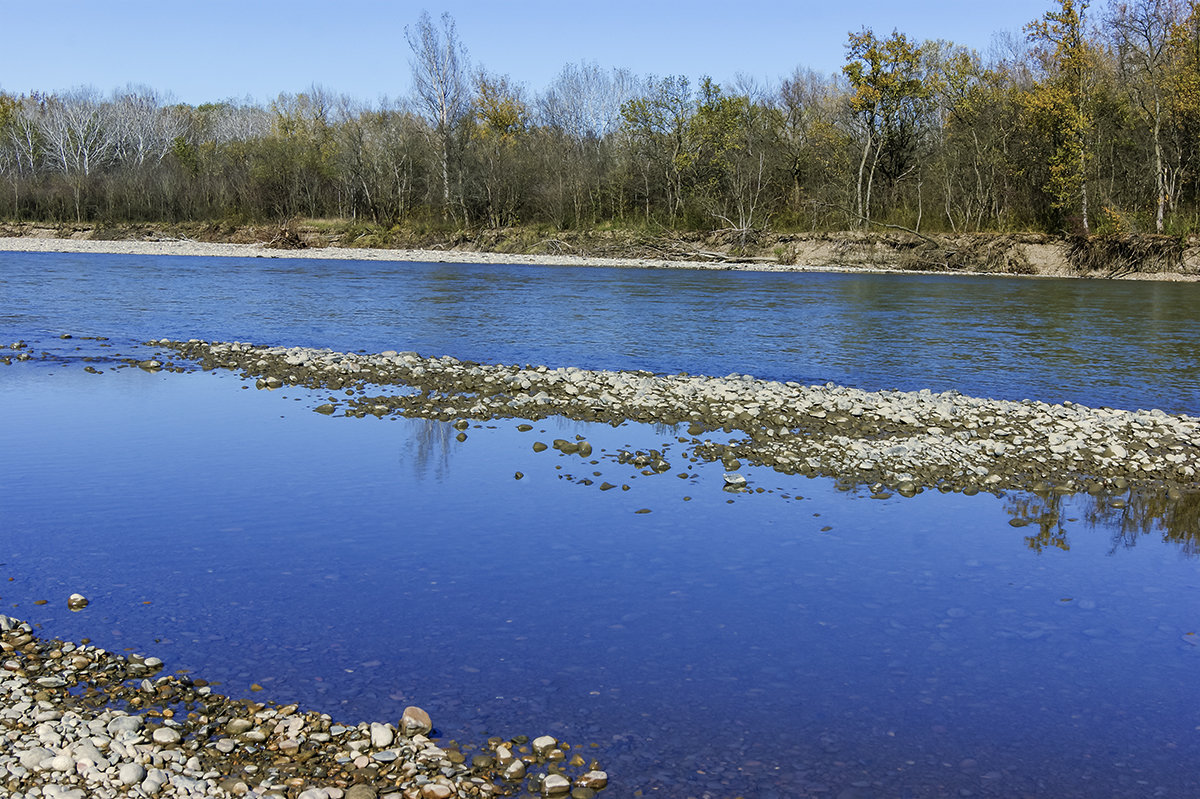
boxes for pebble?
[0,614,606,799]
[543,773,572,794]
[401,705,433,735]
[152,727,182,744]
[370,721,394,749]
[119,762,147,785]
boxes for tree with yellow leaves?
[843,27,932,227]
[1026,0,1097,233]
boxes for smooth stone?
[422,785,453,799]
[401,705,432,735]
[152,727,181,745]
[298,790,330,799]
[532,735,558,755]
[18,747,53,769]
[543,773,571,795]
[503,759,527,780]
[344,787,378,799]
[107,715,144,735]
[370,721,394,749]
[225,718,253,734]
[119,762,147,785]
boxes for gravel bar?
[0,616,607,799]
[147,338,1199,500]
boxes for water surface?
[2,252,1199,798]
[3,251,1199,412]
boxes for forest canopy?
[3,1,1200,237]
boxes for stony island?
[146,339,1198,502]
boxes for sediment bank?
[141,339,1199,501]
[2,225,1199,281]
[0,615,607,799]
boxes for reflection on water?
[405,417,457,482]
[1012,489,1200,556]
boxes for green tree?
[1026,0,1098,232]
[843,28,932,226]
[469,71,528,227]
[688,78,781,241]
[620,75,692,223]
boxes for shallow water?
[2,253,1200,797]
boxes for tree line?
[3,0,1200,238]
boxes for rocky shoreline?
[136,339,1198,503]
[0,616,607,799]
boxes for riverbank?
[112,339,1200,504]
[0,615,607,799]
[2,222,1198,280]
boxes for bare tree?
[37,88,116,220]
[0,96,42,217]
[1105,0,1184,232]
[538,61,639,141]
[406,10,469,214]
[109,85,181,167]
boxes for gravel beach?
[0,234,839,273]
[0,616,607,799]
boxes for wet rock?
[543,773,572,794]
[66,593,88,610]
[578,771,608,789]
[401,705,432,735]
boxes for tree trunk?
[855,134,871,227]
[1153,102,1165,234]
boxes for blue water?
[3,250,1200,412]
[2,252,1200,798]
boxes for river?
[2,251,1199,798]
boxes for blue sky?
[2,0,1057,105]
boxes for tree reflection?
[1005,492,1070,553]
[404,418,456,482]
[1008,488,1200,557]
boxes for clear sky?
[1,0,1058,105]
